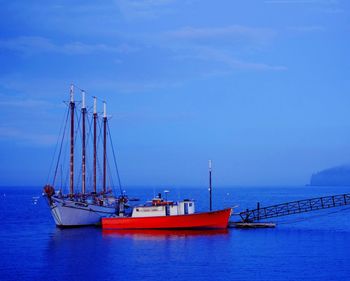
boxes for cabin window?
[136,208,139,212]
[189,203,192,207]
[184,203,188,214]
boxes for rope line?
[107,122,123,195]
[52,106,70,186]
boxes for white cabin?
[131,199,195,218]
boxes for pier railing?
[239,193,350,222]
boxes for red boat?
[102,197,232,230]
[102,161,232,230]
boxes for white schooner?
[43,85,124,227]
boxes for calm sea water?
[1,185,350,281]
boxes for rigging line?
[106,157,112,189]
[46,104,69,184]
[84,113,94,192]
[73,107,83,191]
[84,110,94,165]
[74,106,82,144]
[85,109,93,147]
[64,163,69,193]
[107,122,123,195]
[52,106,70,186]
[60,164,63,191]
[60,128,70,193]
[96,116,104,190]
[77,113,84,190]
[106,154,115,194]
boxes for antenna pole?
[93,97,97,193]
[81,90,86,195]
[209,160,212,211]
[103,101,107,193]
[69,84,75,196]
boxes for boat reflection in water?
[102,229,229,240]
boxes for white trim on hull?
[47,197,115,227]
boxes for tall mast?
[93,97,97,193]
[209,160,212,211]
[81,90,86,194]
[103,101,107,193]
[69,84,75,196]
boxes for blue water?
[1,186,350,281]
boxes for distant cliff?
[310,165,350,186]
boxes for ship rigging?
[43,85,124,227]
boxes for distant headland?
[310,165,350,186]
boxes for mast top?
[103,101,107,118]
[93,97,97,114]
[81,90,86,109]
[70,84,74,103]
[209,160,212,171]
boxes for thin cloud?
[158,25,287,74]
[80,78,184,94]
[0,75,71,100]
[172,46,287,72]
[0,36,137,55]
[0,98,54,109]
[166,25,276,42]
[265,0,326,3]
[0,126,57,146]
[115,0,178,20]
[288,25,326,32]
[265,0,342,5]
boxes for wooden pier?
[229,222,276,229]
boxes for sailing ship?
[43,85,122,227]
[44,86,232,229]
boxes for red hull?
[102,208,232,230]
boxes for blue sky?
[0,0,350,187]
